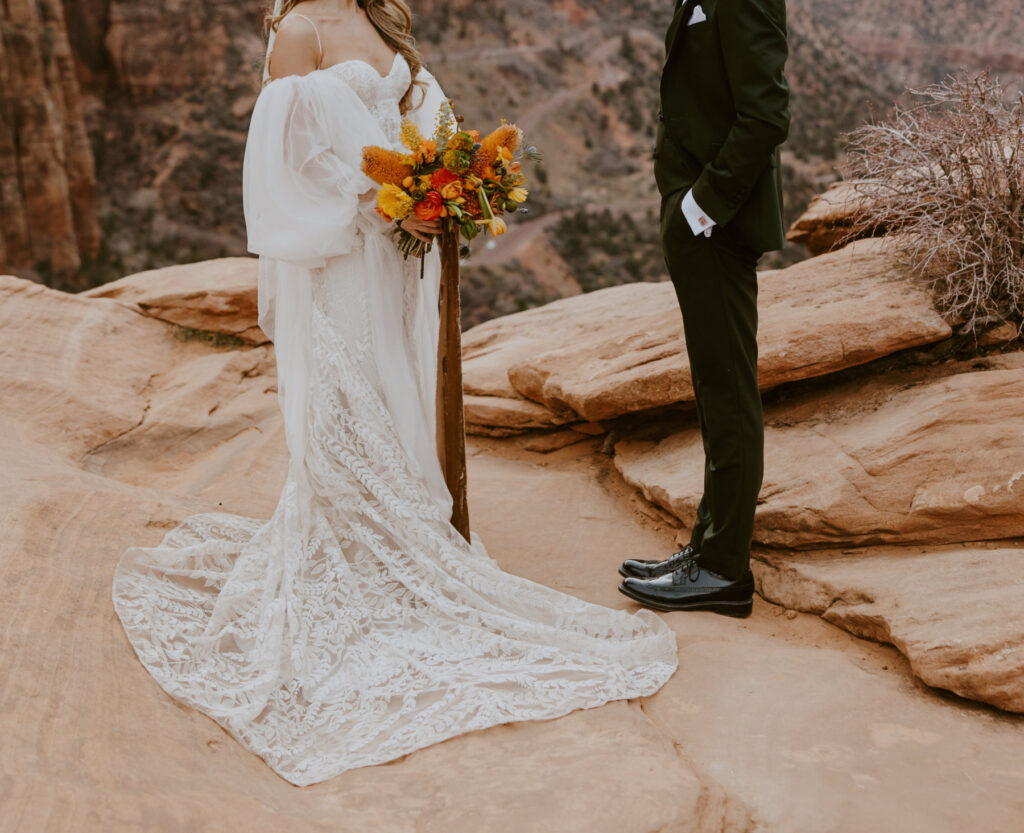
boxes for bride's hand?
[358,188,439,243]
[400,216,442,244]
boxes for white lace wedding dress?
[111,53,678,787]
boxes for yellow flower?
[508,187,529,203]
[400,119,425,153]
[377,183,414,220]
[440,180,464,200]
[362,146,413,186]
[488,216,508,237]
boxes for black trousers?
[659,189,764,581]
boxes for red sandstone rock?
[0,0,100,278]
[462,238,952,427]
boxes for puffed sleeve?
[242,72,387,269]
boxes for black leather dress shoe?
[619,544,699,579]
[618,556,754,617]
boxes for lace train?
[112,270,678,785]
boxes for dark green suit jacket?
[655,0,791,254]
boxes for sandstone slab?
[83,257,266,344]
[1,276,196,456]
[7,264,1024,833]
[469,438,1024,833]
[464,393,569,435]
[615,365,1024,549]
[518,428,591,453]
[461,237,951,427]
[2,430,750,833]
[639,630,1024,833]
[1,273,747,832]
[785,180,868,254]
[754,545,1024,713]
[0,276,284,513]
[461,285,632,430]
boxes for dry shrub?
[841,70,1024,337]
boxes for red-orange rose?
[430,168,460,190]
[414,191,444,221]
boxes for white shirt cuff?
[681,188,715,237]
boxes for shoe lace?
[665,544,695,565]
[671,551,701,583]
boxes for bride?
[111,0,678,787]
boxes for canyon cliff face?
[105,1,232,97]
[6,0,1023,309]
[820,0,1024,78]
[0,0,100,281]
[31,0,897,306]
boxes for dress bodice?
[324,53,411,146]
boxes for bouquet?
[361,100,541,262]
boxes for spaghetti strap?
[290,13,324,69]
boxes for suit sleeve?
[690,0,790,227]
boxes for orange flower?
[471,124,522,175]
[414,139,438,164]
[415,191,444,221]
[362,146,413,185]
[431,168,460,190]
[431,168,463,200]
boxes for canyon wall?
[5,0,1022,307]
[0,0,100,280]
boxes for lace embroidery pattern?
[326,54,409,147]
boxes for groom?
[617,0,790,617]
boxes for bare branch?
[838,70,1024,339]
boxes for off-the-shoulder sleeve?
[243,72,387,268]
